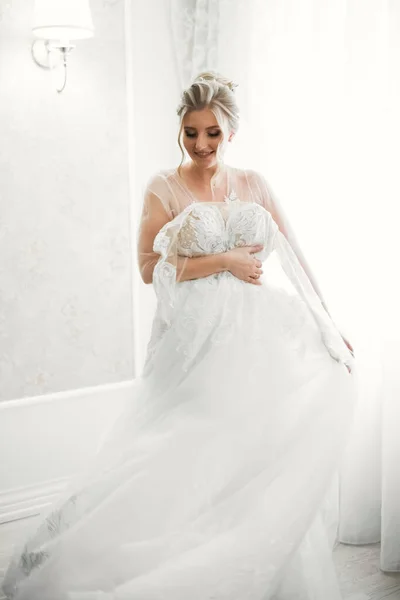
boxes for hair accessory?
[194,76,238,93]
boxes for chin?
[192,154,217,167]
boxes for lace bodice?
[176,196,272,260]
[138,166,354,372]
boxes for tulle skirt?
[2,271,356,600]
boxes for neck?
[188,162,226,184]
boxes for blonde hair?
[176,70,240,185]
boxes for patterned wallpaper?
[0,0,134,401]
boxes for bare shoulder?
[228,166,259,187]
[233,167,268,191]
[146,168,174,186]
[231,168,270,203]
[243,168,266,184]
[144,168,180,202]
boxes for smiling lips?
[195,151,213,157]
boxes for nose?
[194,133,210,151]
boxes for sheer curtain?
[168,0,400,571]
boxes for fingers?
[248,270,263,285]
[247,277,262,285]
[249,255,262,268]
[250,269,263,277]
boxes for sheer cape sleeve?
[271,221,354,369]
[151,209,193,327]
[136,171,191,327]
[137,168,354,370]
[247,170,354,370]
[245,169,328,307]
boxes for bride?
[2,71,356,600]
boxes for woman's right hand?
[224,245,264,285]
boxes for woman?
[2,72,356,600]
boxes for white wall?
[0,381,131,524]
[127,0,182,372]
[0,0,140,523]
[0,0,184,523]
[0,0,134,403]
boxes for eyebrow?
[183,126,220,130]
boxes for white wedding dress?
[2,166,356,600]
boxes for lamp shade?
[32,0,94,41]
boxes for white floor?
[334,542,400,600]
[1,516,400,599]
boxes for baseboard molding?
[0,379,134,411]
[0,476,71,525]
[0,380,135,526]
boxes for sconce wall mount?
[31,0,94,94]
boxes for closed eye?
[185,131,221,138]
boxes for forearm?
[291,254,334,319]
[176,253,229,282]
[276,232,333,321]
[292,247,329,313]
[141,253,229,285]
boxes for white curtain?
[167,0,400,571]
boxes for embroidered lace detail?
[224,189,240,203]
[145,199,354,375]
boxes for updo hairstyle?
[176,70,240,183]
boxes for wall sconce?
[31,0,94,94]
